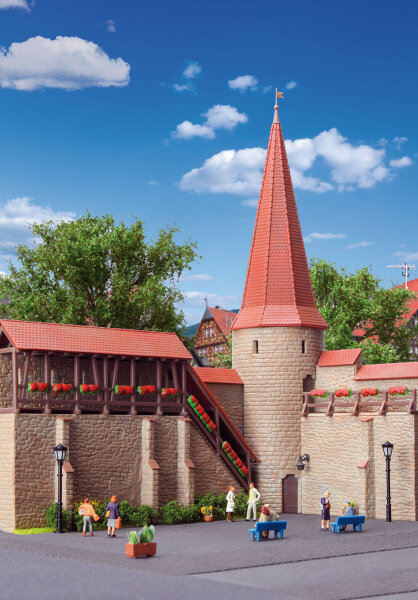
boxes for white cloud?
[345,241,376,250]
[0,36,130,91]
[390,156,413,168]
[0,0,30,10]
[173,83,193,93]
[178,127,404,196]
[0,197,75,248]
[393,136,407,150]
[179,273,213,282]
[241,198,258,207]
[172,120,215,140]
[172,104,247,140]
[393,251,418,262]
[148,180,159,186]
[228,74,258,92]
[105,20,116,33]
[183,60,201,80]
[178,148,266,195]
[304,232,347,243]
[285,80,297,90]
[262,85,272,94]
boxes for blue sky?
[0,0,417,324]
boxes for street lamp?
[54,443,67,533]
[382,441,394,522]
[296,453,310,471]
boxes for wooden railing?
[302,389,417,417]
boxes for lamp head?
[54,443,67,462]
[382,441,394,458]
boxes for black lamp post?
[54,443,67,533]
[296,453,310,471]
[382,441,393,522]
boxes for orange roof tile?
[0,319,191,360]
[354,362,418,380]
[208,307,237,336]
[318,348,362,367]
[193,367,243,385]
[232,106,327,331]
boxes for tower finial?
[274,88,283,123]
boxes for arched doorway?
[282,474,298,513]
[303,375,315,393]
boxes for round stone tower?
[232,100,328,510]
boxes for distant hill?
[182,308,239,338]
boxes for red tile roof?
[232,107,327,331]
[318,349,362,367]
[193,367,243,385]
[354,362,418,380]
[0,319,191,360]
[208,307,237,336]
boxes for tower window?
[302,340,306,354]
[252,340,259,354]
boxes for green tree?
[0,213,199,333]
[309,258,418,363]
[213,335,232,368]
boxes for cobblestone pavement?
[1,515,417,600]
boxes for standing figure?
[105,494,120,538]
[78,498,98,537]
[245,482,261,522]
[320,491,331,531]
[226,486,235,522]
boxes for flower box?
[137,385,155,395]
[310,389,328,399]
[52,383,73,394]
[389,386,408,396]
[361,387,379,397]
[335,388,352,398]
[161,388,179,398]
[222,441,248,476]
[27,382,49,393]
[80,384,99,395]
[187,395,216,432]
[115,385,134,395]
[125,542,156,558]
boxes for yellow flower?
[201,506,206,514]
[209,506,212,510]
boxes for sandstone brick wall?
[205,383,244,433]
[154,418,178,505]
[351,377,418,390]
[315,365,358,389]
[300,413,417,521]
[233,326,324,508]
[0,354,12,408]
[0,414,15,531]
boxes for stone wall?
[300,413,417,521]
[0,354,12,408]
[154,418,178,505]
[0,414,15,531]
[205,383,244,434]
[233,326,324,508]
[315,364,359,389]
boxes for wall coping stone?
[148,459,159,470]
[63,462,74,474]
[357,459,369,469]
[184,459,195,469]
[360,416,374,422]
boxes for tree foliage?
[0,213,199,333]
[213,335,232,368]
[310,258,418,363]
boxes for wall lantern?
[296,453,310,471]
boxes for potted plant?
[125,525,156,558]
[201,505,213,522]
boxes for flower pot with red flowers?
[80,384,99,395]
[361,387,379,397]
[161,388,179,398]
[222,441,248,477]
[27,382,49,393]
[310,389,328,399]
[126,526,156,559]
[187,395,216,432]
[115,385,134,395]
[335,388,353,398]
[389,386,408,396]
[137,385,156,395]
[53,383,73,394]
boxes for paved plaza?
[1,514,417,600]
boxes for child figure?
[226,486,235,522]
[320,491,331,531]
[78,498,98,537]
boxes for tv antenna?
[386,263,415,289]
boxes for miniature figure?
[245,482,261,521]
[105,494,120,538]
[79,498,98,537]
[258,503,280,538]
[340,500,356,531]
[226,486,235,522]
[320,491,331,530]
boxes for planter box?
[125,542,156,559]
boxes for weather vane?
[275,88,284,105]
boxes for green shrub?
[159,500,184,524]
[44,503,71,531]
[139,524,155,543]
[119,501,158,527]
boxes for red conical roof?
[232,105,327,331]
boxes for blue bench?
[330,515,365,533]
[248,520,287,541]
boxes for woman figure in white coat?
[226,486,235,522]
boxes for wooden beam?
[110,358,119,406]
[130,358,136,416]
[43,353,51,414]
[155,359,162,416]
[171,360,180,409]
[215,408,220,456]
[12,349,19,413]
[103,357,109,414]
[0,347,13,354]
[20,351,31,400]
[74,355,81,414]
[180,360,187,416]
[91,356,102,404]
[379,391,388,416]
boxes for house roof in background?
[354,362,418,380]
[193,367,243,385]
[0,319,191,360]
[318,348,362,367]
[208,306,237,336]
